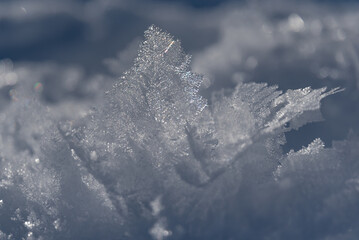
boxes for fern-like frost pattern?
[0,26,358,240]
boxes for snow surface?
[0,24,358,239]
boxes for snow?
[0,22,358,239]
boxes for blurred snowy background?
[1,0,359,239]
[1,0,358,151]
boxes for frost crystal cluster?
[0,26,359,240]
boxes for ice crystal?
[110,25,206,127]
[0,26,357,240]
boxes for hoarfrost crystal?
[0,25,357,240]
